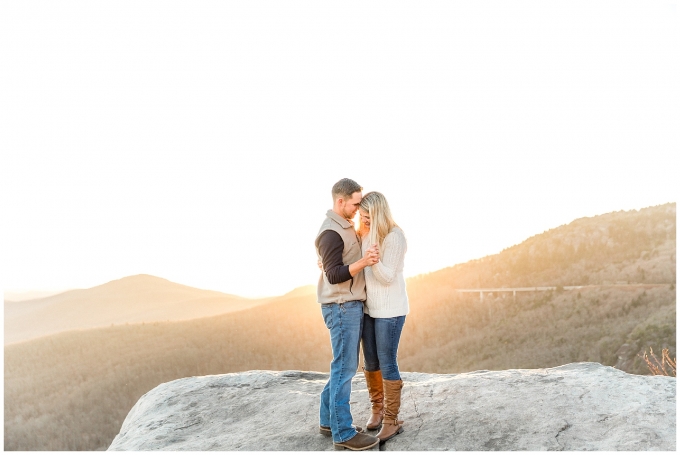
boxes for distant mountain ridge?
[6,204,674,346]
[420,203,675,289]
[3,274,271,345]
[4,289,75,302]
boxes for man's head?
[331,178,363,221]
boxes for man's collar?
[326,209,354,229]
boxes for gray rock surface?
[108,362,675,451]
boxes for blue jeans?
[319,301,364,443]
[361,314,406,380]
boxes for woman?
[357,191,409,442]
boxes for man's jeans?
[361,313,406,380]
[319,300,364,443]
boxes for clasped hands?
[363,244,380,266]
[316,244,380,271]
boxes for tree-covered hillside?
[423,203,675,288]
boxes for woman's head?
[359,191,398,251]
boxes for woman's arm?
[371,231,406,285]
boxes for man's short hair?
[332,178,363,201]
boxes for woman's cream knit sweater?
[362,226,409,318]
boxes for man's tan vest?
[315,210,367,304]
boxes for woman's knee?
[380,363,401,380]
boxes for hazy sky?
[2,1,678,297]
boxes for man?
[315,178,381,451]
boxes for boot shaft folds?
[375,378,404,442]
[363,368,384,430]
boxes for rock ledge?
[109,362,675,451]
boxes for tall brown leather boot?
[375,379,404,442]
[363,368,384,430]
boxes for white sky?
[2,1,678,298]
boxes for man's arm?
[316,231,378,284]
[349,252,374,277]
[316,231,352,284]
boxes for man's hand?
[348,243,380,277]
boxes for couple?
[315,178,409,451]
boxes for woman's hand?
[349,243,380,277]
[363,244,380,266]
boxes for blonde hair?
[359,191,398,254]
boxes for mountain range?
[4,274,270,345]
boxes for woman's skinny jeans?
[361,313,406,380]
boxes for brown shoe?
[320,425,364,437]
[333,432,380,451]
[363,368,384,430]
[375,379,404,442]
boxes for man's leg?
[325,301,363,443]
[319,305,334,429]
